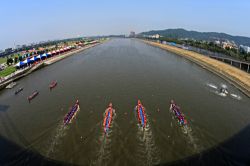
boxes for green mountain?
[140,28,250,46]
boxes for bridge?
[157,39,250,74]
[209,56,250,73]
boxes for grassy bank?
[0,57,7,64]
[0,66,16,77]
[142,40,250,97]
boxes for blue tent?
[22,58,31,64]
[28,57,37,64]
[30,56,39,61]
[15,61,24,67]
[36,55,41,59]
[41,53,47,58]
[168,42,176,46]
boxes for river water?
[0,39,250,166]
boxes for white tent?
[22,59,28,64]
[30,56,36,61]
[15,62,23,67]
[36,55,41,59]
[41,53,47,58]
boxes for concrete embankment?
[142,40,250,97]
[0,43,101,90]
[0,63,44,90]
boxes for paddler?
[104,103,115,115]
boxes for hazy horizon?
[1,0,250,50]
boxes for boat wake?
[181,124,190,134]
[230,93,242,100]
[206,83,218,90]
[182,125,203,153]
[214,88,242,100]
[170,113,202,153]
[206,82,242,100]
[46,123,68,157]
[215,91,227,97]
[92,113,116,166]
[93,127,113,166]
[135,119,160,166]
[170,113,190,135]
[206,83,226,97]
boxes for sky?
[0,0,250,49]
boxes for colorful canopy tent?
[40,53,47,60]
[47,52,52,57]
[22,59,30,64]
[15,61,25,68]
[36,55,41,59]
[29,56,40,63]
[41,53,47,58]
[15,59,30,68]
[27,58,34,64]
[29,56,36,61]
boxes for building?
[221,41,237,49]
[153,34,160,39]
[239,45,250,53]
[214,40,221,45]
[129,31,136,38]
[148,34,161,39]
[15,45,22,49]
[5,48,13,53]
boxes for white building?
[150,34,161,39]
[221,41,237,49]
[129,31,136,38]
[214,40,221,45]
[15,45,22,49]
[239,45,250,53]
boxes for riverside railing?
[155,39,250,73]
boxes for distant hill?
[140,28,250,46]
